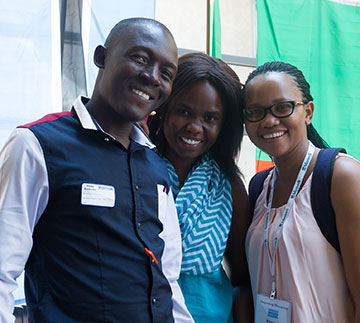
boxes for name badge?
[255,294,291,323]
[81,183,115,207]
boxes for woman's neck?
[165,155,197,188]
[273,139,310,181]
[271,140,319,207]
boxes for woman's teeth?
[263,131,284,139]
[181,137,201,145]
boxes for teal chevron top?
[165,153,234,322]
[165,153,232,275]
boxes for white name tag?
[81,183,115,207]
[255,294,291,323]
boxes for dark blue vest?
[23,112,174,322]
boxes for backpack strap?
[249,167,274,215]
[311,147,346,253]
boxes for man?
[0,18,193,322]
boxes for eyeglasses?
[243,101,307,122]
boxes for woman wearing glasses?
[242,61,360,322]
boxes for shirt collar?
[72,96,155,149]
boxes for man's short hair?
[104,17,173,48]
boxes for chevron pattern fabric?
[165,153,232,275]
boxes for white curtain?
[0,0,156,149]
[0,0,58,149]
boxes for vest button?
[137,222,141,228]
[135,185,139,190]
[152,298,157,304]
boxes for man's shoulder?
[17,111,75,129]
[16,111,80,152]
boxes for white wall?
[155,0,257,187]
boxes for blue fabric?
[311,147,346,253]
[178,267,233,323]
[165,153,232,275]
[23,107,174,322]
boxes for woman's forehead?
[245,72,302,104]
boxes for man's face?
[97,25,178,123]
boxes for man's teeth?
[263,132,284,139]
[181,137,201,145]
[133,89,150,101]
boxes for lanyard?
[264,141,315,299]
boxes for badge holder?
[255,294,291,323]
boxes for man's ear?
[305,101,314,125]
[93,45,106,68]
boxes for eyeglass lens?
[245,101,294,122]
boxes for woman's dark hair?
[148,52,244,179]
[242,61,329,148]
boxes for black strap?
[249,167,274,214]
[311,148,346,253]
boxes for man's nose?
[141,65,161,87]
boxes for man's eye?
[162,69,173,80]
[133,55,147,64]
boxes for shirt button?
[135,185,139,190]
[152,298,157,304]
[104,137,110,142]
[137,222,141,228]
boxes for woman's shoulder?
[333,153,360,178]
[331,152,360,208]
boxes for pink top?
[246,168,354,322]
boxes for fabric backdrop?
[256,0,360,169]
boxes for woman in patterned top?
[148,52,252,322]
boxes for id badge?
[81,183,115,207]
[255,294,291,323]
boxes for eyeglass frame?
[243,100,308,122]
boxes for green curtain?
[210,0,222,58]
[256,0,360,160]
